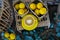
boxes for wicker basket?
[13,0,29,31]
[0,0,13,32]
[13,0,50,31]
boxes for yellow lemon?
[39,7,47,15]
[19,3,25,9]
[4,32,9,38]
[8,38,14,40]
[35,9,40,15]
[37,3,43,9]
[15,4,19,10]
[18,9,25,15]
[30,3,36,10]
[24,9,27,13]
[10,33,16,40]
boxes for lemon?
[24,9,27,13]
[4,32,9,38]
[10,33,16,40]
[8,38,14,40]
[30,3,36,10]
[19,3,25,9]
[15,4,19,10]
[37,3,43,9]
[35,9,40,15]
[39,7,47,15]
[18,9,25,15]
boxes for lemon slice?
[22,14,38,30]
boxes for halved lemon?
[4,32,9,38]
[18,9,25,15]
[39,7,47,15]
[37,3,43,9]
[30,3,36,10]
[10,33,16,40]
[35,9,40,15]
[15,4,19,10]
[19,3,25,9]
